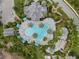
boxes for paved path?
[1,0,15,24]
[53,0,79,32]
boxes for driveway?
[53,0,79,32]
[1,0,15,24]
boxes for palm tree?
[43,37,48,41]
[39,23,44,28]
[32,33,38,39]
[47,29,53,34]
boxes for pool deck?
[19,18,56,46]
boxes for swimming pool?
[25,23,49,46]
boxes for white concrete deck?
[19,18,55,45]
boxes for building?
[53,27,68,52]
[3,28,14,36]
[60,27,69,40]
[54,40,67,52]
[24,2,47,21]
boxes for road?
[53,0,79,32]
[1,0,15,24]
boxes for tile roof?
[3,28,14,36]
[24,2,47,20]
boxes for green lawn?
[0,25,3,37]
[69,32,79,58]
[66,0,79,14]
[66,0,79,57]
[14,0,25,18]
[0,25,4,48]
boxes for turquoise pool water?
[25,23,49,46]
